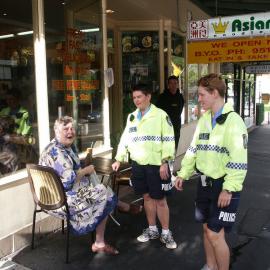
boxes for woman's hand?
[112,161,120,171]
[84,165,95,175]
[174,177,184,191]
[75,165,95,184]
[218,190,232,208]
[160,163,170,180]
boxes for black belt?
[196,169,225,187]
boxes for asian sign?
[188,36,270,63]
[188,12,270,40]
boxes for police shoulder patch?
[166,115,172,126]
[129,114,135,122]
[242,134,248,149]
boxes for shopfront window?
[122,31,159,119]
[243,73,255,119]
[200,64,208,77]
[0,0,38,177]
[171,33,185,78]
[44,0,103,152]
[187,64,199,122]
[171,33,185,122]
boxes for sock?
[149,225,158,231]
[162,229,169,235]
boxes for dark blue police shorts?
[130,161,172,200]
[195,176,240,233]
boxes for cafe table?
[91,157,131,191]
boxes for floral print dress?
[39,138,117,235]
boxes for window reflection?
[122,31,160,119]
[0,0,38,176]
[45,0,103,152]
[188,64,199,122]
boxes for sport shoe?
[160,231,177,249]
[137,228,159,242]
[200,265,217,270]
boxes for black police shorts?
[130,161,172,200]
[195,176,240,233]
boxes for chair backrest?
[26,164,67,211]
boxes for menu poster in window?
[130,65,148,86]
[52,28,100,103]
[122,32,159,53]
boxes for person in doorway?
[174,73,248,270]
[112,83,177,249]
[156,75,185,149]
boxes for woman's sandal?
[118,203,143,215]
[91,243,119,255]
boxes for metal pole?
[101,0,110,148]
[32,0,50,152]
[159,19,164,93]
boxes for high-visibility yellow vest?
[115,104,175,165]
[177,103,248,192]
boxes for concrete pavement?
[5,125,270,270]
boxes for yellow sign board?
[188,36,270,64]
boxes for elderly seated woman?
[39,116,141,255]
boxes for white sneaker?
[160,231,177,249]
[137,228,159,242]
[201,265,216,270]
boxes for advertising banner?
[188,12,270,41]
[187,36,270,63]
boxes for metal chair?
[114,168,144,208]
[26,164,71,263]
[114,168,132,197]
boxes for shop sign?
[188,36,270,63]
[52,79,99,91]
[246,65,270,74]
[188,12,270,40]
[65,93,91,102]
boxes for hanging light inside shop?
[17,31,33,36]
[0,34,14,39]
[106,9,114,14]
[81,28,100,33]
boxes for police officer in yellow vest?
[112,84,177,249]
[175,74,248,270]
[0,89,32,136]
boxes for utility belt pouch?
[200,175,207,187]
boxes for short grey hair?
[54,116,74,132]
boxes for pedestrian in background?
[175,73,248,270]
[156,75,185,149]
[112,83,177,249]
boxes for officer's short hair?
[132,83,151,95]
[54,116,74,132]
[197,73,226,97]
[168,75,179,83]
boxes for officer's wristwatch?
[223,189,232,194]
[161,159,168,165]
